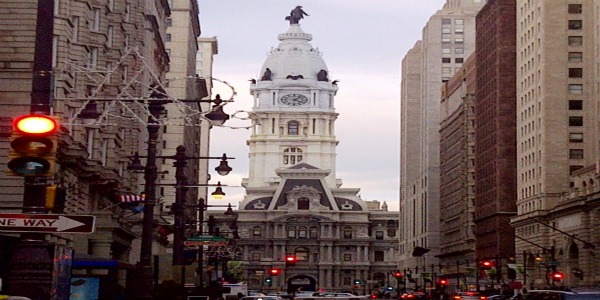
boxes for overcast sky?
[200,1,446,212]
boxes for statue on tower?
[285,6,309,25]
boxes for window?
[569,52,583,62]
[375,231,384,240]
[455,28,464,33]
[166,18,172,27]
[455,57,464,63]
[298,227,307,238]
[442,67,451,74]
[288,121,299,135]
[287,228,296,238]
[252,253,261,261]
[455,48,464,54]
[441,18,451,25]
[455,38,464,43]
[296,248,309,261]
[568,36,583,46]
[568,4,582,13]
[569,116,583,126]
[108,0,114,11]
[343,227,353,239]
[88,47,98,67]
[374,251,384,262]
[283,147,302,165]
[441,28,451,34]
[442,57,451,63]
[90,8,101,31]
[455,19,464,25]
[343,254,352,262]
[166,33,171,42]
[568,100,582,110]
[569,68,583,78]
[297,198,309,210]
[569,149,584,159]
[442,77,450,83]
[71,16,80,42]
[569,84,583,94]
[253,226,262,237]
[570,165,584,174]
[568,20,582,30]
[124,3,131,22]
[309,227,318,238]
[569,133,583,142]
[107,25,113,47]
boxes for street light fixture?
[78,85,232,300]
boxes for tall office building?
[438,54,477,287]
[473,0,517,265]
[399,0,485,277]
[511,0,599,289]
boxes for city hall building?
[208,13,399,293]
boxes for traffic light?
[393,271,404,279]
[7,114,59,177]
[479,260,494,270]
[269,268,281,276]
[354,279,362,285]
[265,277,272,286]
[285,255,297,266]
[550,271,565,281]
[437,278,448,288]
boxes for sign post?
[0,213,96,234]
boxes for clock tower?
[243,19,340,189]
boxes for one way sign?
[0,213,96,234]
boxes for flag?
[119,194,145,203]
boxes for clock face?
[280,94,309,106]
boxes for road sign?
[184,235,228,246]
[183,241,228,246]
[0,213,96,234]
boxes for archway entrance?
[287,274,317,294]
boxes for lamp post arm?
[534,218,596,249]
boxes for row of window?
[248,249,387,262]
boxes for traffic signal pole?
[5,1,63,299]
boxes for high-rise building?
[473,0,517,269]
[0,0,171,297]
[399,0,485,278]
[438,54,477,288]
[511,0,599,289]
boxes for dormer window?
[297,197,309,210]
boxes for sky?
[200,1,446,212]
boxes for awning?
[72,253,134,269]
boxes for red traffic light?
[480,260,494,269]
[285,255,297,265]
[269,268,281,276]
[438,279,448,286]
[551,272,565,281]
[394,272,403,278]
[13,115,58,135]
[7,115,59,177]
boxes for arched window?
[283,147,303,165]
[288,121,299,135]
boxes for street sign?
[184,235,229,246]
[0,213,96,234]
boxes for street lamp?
[79,86,232,300]
[128,146,233,268]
